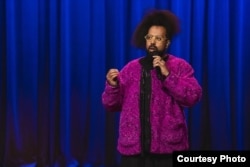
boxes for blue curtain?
[1,0,250,166]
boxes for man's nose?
[150,38,156,44]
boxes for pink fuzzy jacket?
[102,54,202,155]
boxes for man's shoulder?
[168,54,190,64]
[120,57,142,74]
[124,57,142,67]
[168,54,186,61]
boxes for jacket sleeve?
[101,82,123,112]
[163,60,202,107]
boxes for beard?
[140,45,167,70]
[146,45,166,58]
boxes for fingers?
[106,69,119,86]
[152,56,165,68]
[107,69,119,79]
[109,69,119,73]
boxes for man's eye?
[147,36,152,40]
[155,37,162,41]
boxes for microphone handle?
[150,52,169,80]
[155,66,162,80]
[155,56,168,80]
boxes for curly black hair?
[131,9,180,49]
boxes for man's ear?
[166,40,171,48]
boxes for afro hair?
[131,9,180,49]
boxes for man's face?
[145,26,169,54]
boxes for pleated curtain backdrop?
[0,0,250,166]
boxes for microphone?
[150,51,163,80]
[155,66,162,80]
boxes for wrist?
[162,70,170,77]
[107,81,118,88]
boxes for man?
[102,9,202,167]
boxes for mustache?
[148,45,158,50]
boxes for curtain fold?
[1,0,250,166]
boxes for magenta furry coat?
[102,54,202,155]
